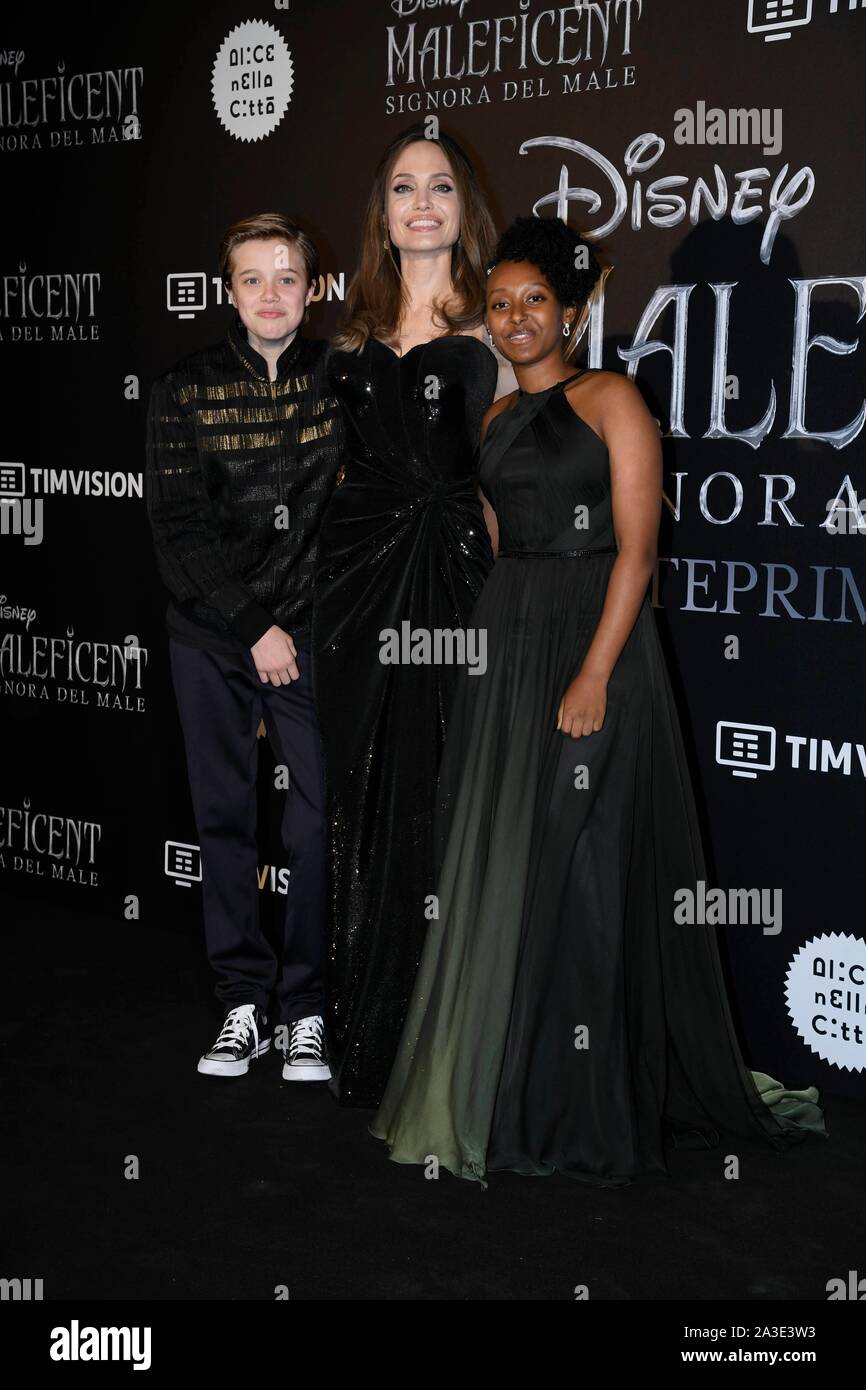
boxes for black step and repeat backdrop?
[2,0,864,1098]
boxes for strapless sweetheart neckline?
[370,334,492,362]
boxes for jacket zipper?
[270,376,281,598]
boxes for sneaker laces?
[289,1015,323,1058]
[214,1004,260,1054]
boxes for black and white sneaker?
[197,1004,271,1077]
[281,1014,331,1081]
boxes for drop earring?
[562,321,571,337]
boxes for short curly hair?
[485,215,602,309]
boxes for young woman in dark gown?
[371,217,826,1185]
[313,126,513,1107]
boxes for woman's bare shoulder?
[564,368,647,417]
[564,367,630,396]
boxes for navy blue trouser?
[169,638,325,1025]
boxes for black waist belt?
[497,545,618,559]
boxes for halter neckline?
[517,368,588,397]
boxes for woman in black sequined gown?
[312,127,506,1106]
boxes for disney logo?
[0,49,25,77]
[0,595,37,630]
[522,132,814,265]
[391,0,470,20]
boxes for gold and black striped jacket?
[145,312,344,652]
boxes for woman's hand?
[556,671,608,738]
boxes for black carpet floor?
[2,901,862,1304]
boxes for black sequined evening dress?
[371,369,826,1184]
[312,334,497,1107]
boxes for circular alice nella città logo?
[785,932,866,1073]
[211,20,294,143]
